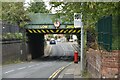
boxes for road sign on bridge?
[25,13,81,34]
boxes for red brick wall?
[86,48,102,78]
[101,50,120,78]
[87,48,120,78]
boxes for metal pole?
[80,19,84,73]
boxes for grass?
[3,58,22,65]
[82,70,91,79]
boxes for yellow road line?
[48,69,60,80]
[48,62,73,80]
[52,67,65,78]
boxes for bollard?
[74,51,78,63]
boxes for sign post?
[74,13,84,73]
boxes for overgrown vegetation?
[1,33,23,41]
[2,2,30,27]
[3,58,22,65]
[112,16,120,50]
[50,2,119,50]
[27,1,49,13]
[82,69,91,78]
[1,1,49,41]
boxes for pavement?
[57,61,82,79]
[44,45,52,56]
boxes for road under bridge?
[25,13,81,59]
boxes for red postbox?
[74,51,78,63]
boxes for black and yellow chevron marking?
[26,29,81,34]
[37,30,41,33]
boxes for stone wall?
[87,48,120,78]
[2,40,28,64]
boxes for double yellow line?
[48,62,72,80]
[48,67,65,80]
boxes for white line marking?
[28,65,34,68]
[18,67,26,70]
[70,44,75,50]
[60,45,66,56]
[5,70,15,74]
[28,66,32,68]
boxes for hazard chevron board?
[26,28,81,34]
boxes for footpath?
[44,45,52,57]
[57,62,82,79]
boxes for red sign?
[54,21,60,28]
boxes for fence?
[96,15,119,51]
[86,15,120,78]
[1,21,28,64]
[2,21,23,41]
[96,15,112,51]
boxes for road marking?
[60,45,66,56]
[48,62,72,80]
[5,70,15,74]
[28,65,34,68]
[60,45,73,56]
[70,44,75,50]
[18,67,26,70]
[52,67,65,78]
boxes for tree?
[2,2,30,27]
[0,2,2,20]
[27,1,49,13]
[50,2,119,30]
[50,2,120,51]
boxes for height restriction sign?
[74,13,82,28]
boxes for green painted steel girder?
[25,13,74,29]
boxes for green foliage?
[112,15,120,50]
[48,34,54,38]
[27,2,49,13]
[50,2,119,30]
[65,34,70,41]
[112,36,120,50]
[0,2,2,20]
[3,58,22,65]
[50,2,119,50]
[54,36,57,40]
[2,33,23,40]
[2,2,30,27]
